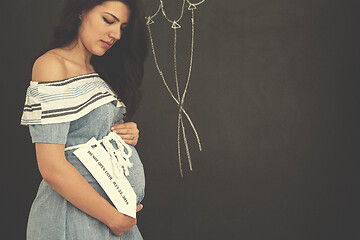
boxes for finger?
[136,204,143,212]
[112,122,137,129]
[123,122,137,128]
[124,139,138,146]
[115,133,138,146]
[112,128,133,134]
[119,134,137,140]
[111,126,139,134]
[123,139,134,144]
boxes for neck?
[64,39,92,67]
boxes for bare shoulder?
[32,50,68,82]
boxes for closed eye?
[103,17,114,24]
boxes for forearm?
[37,146,118,227]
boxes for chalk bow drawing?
[146,0,206,177]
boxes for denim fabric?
[29,122,70,144]
[27,102,145,240]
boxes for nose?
[109,26,122,41]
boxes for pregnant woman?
[20,0,148,239]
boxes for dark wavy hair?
[32,0,149,120]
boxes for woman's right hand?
[108,204,143,236]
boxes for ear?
[79,10,87,21]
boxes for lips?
[101,40,113,48]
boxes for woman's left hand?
[111,122,139,146]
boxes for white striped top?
[21,73,125,125]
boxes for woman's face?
[78,1,131,56]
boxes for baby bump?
[126,146,145,203]
[65,145,145,204]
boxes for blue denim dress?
[21,73,145,240]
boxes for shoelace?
[65,132,133,177]
[102,132,133,177]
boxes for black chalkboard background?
[1,0,359,239]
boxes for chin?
[89,46,109,57]
[92,50,107,57]
[94,52,106,57]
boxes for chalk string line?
[146,0,206,177]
